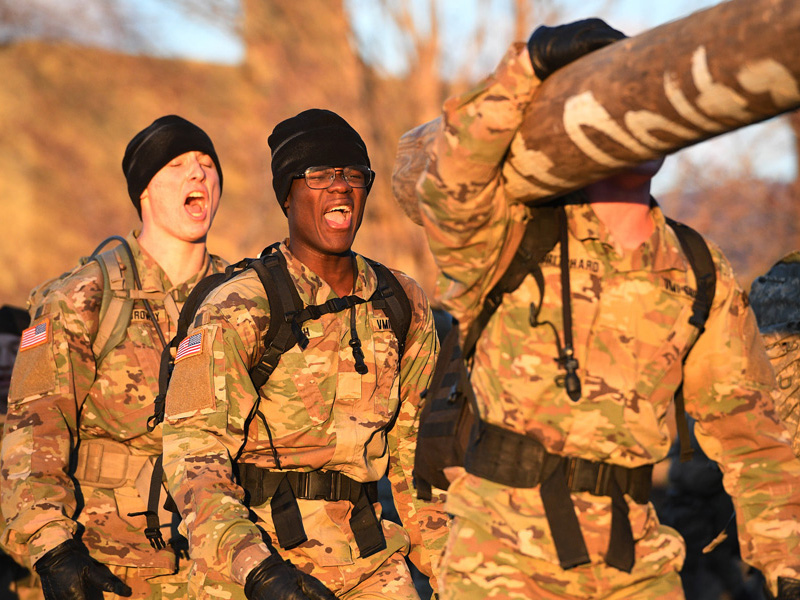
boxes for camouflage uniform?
[414,43,800,599]
[162,242,447,599]
[0,230,225,599]
[750,251,800,459]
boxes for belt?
[237,464,385,559]
[465,421,653,573]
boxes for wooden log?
[392,0,800,225]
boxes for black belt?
[465,421,653,572]
[237,464,385,558]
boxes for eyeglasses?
[294,165,374,189]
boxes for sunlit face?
[140,151,221,244]
[284,169,368,261]
[0,332,20,404]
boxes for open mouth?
[324,206,352,228]
[185,191,207,218]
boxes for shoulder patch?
[165,325,217,420]
[175,330,204,363]
[19,319,50,351]
[8,317,58,402]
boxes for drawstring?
[528,205,581,402]
[349,256,368,374]
[349,306,368,374]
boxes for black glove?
[244,553,337,600]
[34,539,132,600]
[527,18,626,81]
[776,577,800,600]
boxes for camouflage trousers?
[190,548,420,600]
[107,563,191,600]
[438,514,686,600]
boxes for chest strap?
[465,421,652,573]
[237,464,385,559]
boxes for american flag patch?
[20,320,49,351]
[175,331,204,362]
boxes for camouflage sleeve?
[682,247,800,594]
[0,267,102,565]
[761,330,800,458]
[162,276,273,586]
[384,272,448,586]
[417,42,539,328]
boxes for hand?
[527,18,626,81]
[244,553,337,600]
[34,539,132,600]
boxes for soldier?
[750,252,800,458]
[0,115,227,599]
[397,19,800,600]
[161,109,447,599]
[0,305,34,598]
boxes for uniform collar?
[128,229,213,301]
[565,199,688,274]
[278,240,378,305]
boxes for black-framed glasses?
[294,165,374,189]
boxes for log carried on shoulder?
[392,0,800,225]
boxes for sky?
[19,0,797,194]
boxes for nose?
[327,169,351,191]
[187,155,207,181]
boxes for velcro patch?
[9,317,57,402]
[165,326,216,420]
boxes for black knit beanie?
[268,109,371,214]
[122,115,223,216]
[0,305,30,336]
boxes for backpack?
[412,202,717,499]
[138,243,413,550]
[29,236,168,364]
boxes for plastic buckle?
[145,526,167,550]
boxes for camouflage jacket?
[750,250,800,458]
[415,43,800,591]
[161,242,447,593]
[0,230,225,569]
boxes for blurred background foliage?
[1,0,799,306]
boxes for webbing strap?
[462,204,560,360]
[465,421,649,571]
[540,457,590,569]
[666,218,717,463]
[128,455,167,551]
[239,465,385,557]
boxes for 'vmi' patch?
[371,314,392,332]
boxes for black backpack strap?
[248,249,306,390]
[666,217,717,463]
[462,204,561,360]
[148,259,252,433]
[365,259,412,359]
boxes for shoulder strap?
[462,203,561,360]
[84,237,144,364]
[148,256,257,432]
[248,246,306,390]
[666,217,717,463]
[365,259,412,359]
